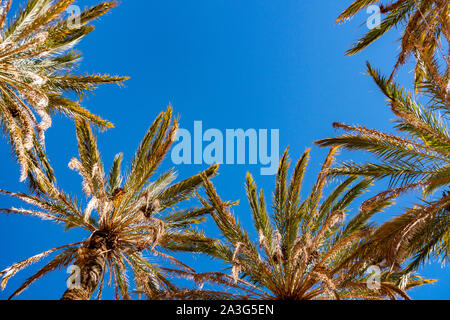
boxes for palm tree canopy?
[316,62,450,271]
[0,0,128,187]
[0,106,222,300]
[338,0,449,83]
[199,147,434,300]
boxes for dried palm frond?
[337,0,449,85]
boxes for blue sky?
[0,0,448,299]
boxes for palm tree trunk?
[61,232,107,300]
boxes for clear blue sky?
[0,0,448,300]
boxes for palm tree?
[316,62,450,271]
[337,0,449,83]
[0,106,221,300]
[199,147,433,300]
[0,0,128,187]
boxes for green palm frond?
[316,63,450,190]
[316,62,450,271]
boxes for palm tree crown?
[316,62,450,271]
[0,0,128,186]
[199,147,432,300]
[0,106,220,300]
